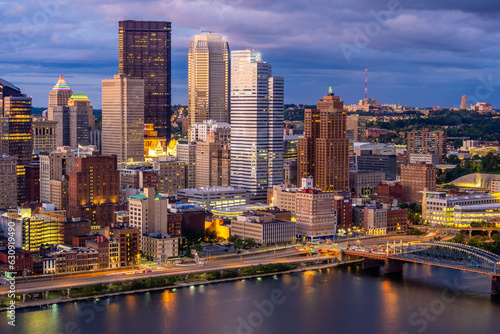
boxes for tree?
[228,235,239,243]
[232,238,243,249]
[243,238,256,249]
[447,155,460,165]
[493,233,500,242]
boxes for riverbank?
[0,261,360,312]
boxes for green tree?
[243,238,256,249]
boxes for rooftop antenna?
[365,69,368,100]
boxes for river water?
[2,263,500,334]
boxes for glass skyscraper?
[119,20,172,144]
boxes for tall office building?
[230,50,284,202]
[39,150,74,205]
[53,106,89,149]
[48,75,73,121]
[407,128,447,164]
[298,90,349,192]
[188,32,230,130]
[68,155,122,227]
[0,78,23,115]
[0,155,17,209]
[68,93,95,130]
[177,142,197,189]
[460,95,468,110]
[0,96,33,204]
[401,163,436,203]
[119,20,172,149]
[102,74,145,163]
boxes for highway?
[0,249,329,296]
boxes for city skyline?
[1,0,500,109]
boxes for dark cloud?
[0,0,499,108]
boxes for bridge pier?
[384,259,403,275]
[469,229,472,238]
[339,251,345,263]
[362,258,381,270]
[22,294,26,302]
[491,276,500,296]
[67,288,71,298]
[488,231,492,239]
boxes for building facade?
[297,91,349,192]
[401,163,436,203]
[102,74,145,163]
[68,155,122,227]
[231,214,296,246]
[32,118,57,152]
[407,128,447,164]
[188,33,230,130]
[119,20,172,145]
[0,155,17,209]
[230,50,284,201]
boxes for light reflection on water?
[3,264,500,334]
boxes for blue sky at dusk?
[1,0,500,109]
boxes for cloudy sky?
[1,0,500,109]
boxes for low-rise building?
[141,233,180,260]
[177,187,249,211]
[204,218,231,240]
[349,170,385,196]
[231,215,296,246]
[422,191,500,227]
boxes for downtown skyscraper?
[102,74,145,163]
[230,50,284,202]
[119,20,172,147]
[298,90,349,192]
[188,32,230,130]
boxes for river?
[2,263,500,334]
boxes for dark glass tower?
[1,96,33,204]
[119,20,172,142]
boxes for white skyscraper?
[230,50,284,202]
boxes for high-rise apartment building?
[68,155,122,227]
[188,33,230,130]
[32,118,57,152]
[39,150,74,205]
[407,128,447,164]
[0,155,17,209]
[297,91,349,192]
[0,96,33,204]
[102,74,145,163]
[401,163,436,203]
[48,75,73,121]
[119,20,172,147]
[230,50,284,202]
[128,187,168,235]
[177,143,197,189]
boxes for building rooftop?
[0,77,20,92]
